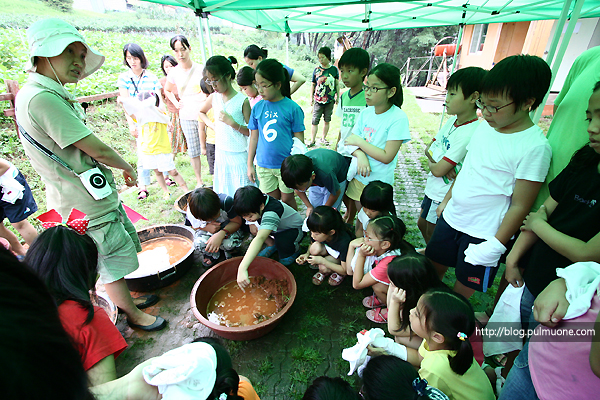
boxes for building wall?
[458,23,503,70]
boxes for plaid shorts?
[180,119,202,158]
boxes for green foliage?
[41,0,73,12]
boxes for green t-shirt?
[335,88,367,156]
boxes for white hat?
[25,18,104,79]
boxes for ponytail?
[244,44,268,60]
[420,290,475,376]
[367,215,406,251]
[255,58,291,99]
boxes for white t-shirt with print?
[351,105,411,185]
[424,116,479,202]
[443,122,551,239]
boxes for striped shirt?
[116,69,162,97]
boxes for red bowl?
[190,256,297,341]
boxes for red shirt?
[58,300,127,370]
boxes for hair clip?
[36,208,89,235]
[219,393,227,400]
[457,332,467,341]
[412,377,428,396]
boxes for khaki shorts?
[87,203,141,284]
[345,178,366,201]
[256,166,293,194]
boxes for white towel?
[142,342,217,400]
[342,328,407,376]
[482,285,524,357]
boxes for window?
[469,24,488,53]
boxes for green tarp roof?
[141,0,600,33]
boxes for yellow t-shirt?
[237,380,260,400]
[140,122,171,155]
[204,108,216,145]
[418,341,494,400]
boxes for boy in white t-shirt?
[425,55,552,299]
[418,67,487,243]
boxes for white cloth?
[118,96,169,126]
[142,342,217,400]
[342,328,407,376]
[166,63,205,120]
[424,116,478,202]
[357,208,370,231]
[351,105,411,185]
[443,122,551,239]
[464,237,506,267]
[0,165,24,204]
[291,137,307,155]
[483,285,525,357]
[556,262,600,320]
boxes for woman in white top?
[164,35,205,187]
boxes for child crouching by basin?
[187,187,244,268]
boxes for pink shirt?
[529,292,600,399]
[369,255,395,285]
[248,94,263,108]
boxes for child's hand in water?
[237,269,250,291]
[296,253,309,264]
[389,286,406,305]
[359,243,375,257]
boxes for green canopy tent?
[143,0,600,121]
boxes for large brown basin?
[190,256,297,341]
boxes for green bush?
[41,0,72,12]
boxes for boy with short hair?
[280,148,351,216]
[425,55,552,299]
[335,48,371,222]
[233,186,304,288]
[186,187,243,267]
[418,67,487,244]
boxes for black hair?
[123,43,148,69]
[170,35,191,50]
[228,55,238,66]
[237,65,255,86]
[306,206,345,238]
[200,76,215,95]
[188,188,221,221]
[160,54,178,76]
[244,44,268,60]
[137,90,160,107]
[480,54,551,111]
[280,154,313,188]
[420,290,476,375]
[206,55,237,83]
[255,58,291,99]
[366,215,408,253]
[368,63,403,108]
[1,248,93,400]
[387,254,446,332]
[338,48,370,75]
[302,376,360,400]
[360,180,397,216]
[318,46,332,62]
[24,226,99,325]
[446,66,488,101]
[192,337,243,400]
[233,185,267,216]
[362,355,434,400]
[571,81,600,170]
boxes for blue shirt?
[248,97,305,169]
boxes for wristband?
[221,228,231,238]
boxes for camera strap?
[18,123,81,177]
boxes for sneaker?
[257,245,277,258]
[279,251,301,266]
[346,156,358,181]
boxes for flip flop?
[362,294,385,309]
[312,272,328,285]
[137,189,149,200]
[328,273,345,286]
[366,307,388,323]
[165,178,177,187]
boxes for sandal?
[366,307,388,323]
[165,178,177,187]
[362,294,385,309]
[137,189,149,200]
[328,273,345,286]
[312,272,328,285]
[201,254,221,268]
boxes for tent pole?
[286,33,290,65]
[533,0,584,123]
[545,0,573,66]
[196,13,207,64]
[204,14,214,57]
[438,17,465,130]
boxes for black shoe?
[133,294,160,310]
[128,316,167,332]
